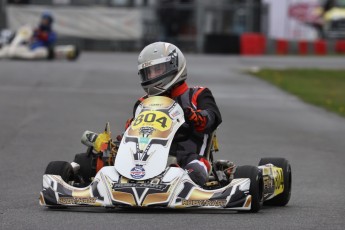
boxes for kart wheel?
[44,161,74,183]
[234,165,263,213]
[67,46,80,61]
[47,46,55,60]
[259,158,291,206]
[73,153,95,183]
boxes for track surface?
[0,54,344,229]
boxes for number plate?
[131,111,172,132]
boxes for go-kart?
[39,96,291,212]
[0,25,79,61]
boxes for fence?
[2,0,267,53]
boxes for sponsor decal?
[112,183,167,191]
[148,103,163,107]
[182,199,227,207]
[58,197,97,205]
[130,165,146,179]
[142,61,152,69]
[263,175,273,190]
[170,110,181,118]
[139,127,155,137]
[273,168,284,195]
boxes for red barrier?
[298,40,308,55]
[276,39,289,55]
[335,40,345,53]
[240,33,266,55]
[314,40,327,55]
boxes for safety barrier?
[335,40,345,54]
[240,33,266,55]
[276,39,289,55]
[240,33,345,56]
[298,41,308,55]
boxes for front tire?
[259,158,291,206]
[44,161,74,183]
[234,165,263,212]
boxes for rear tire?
[234,165,263,212]
[47,46,55,60]
[67,46,80,61]
[259,158,291,206]
[45,161,74,183]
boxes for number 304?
[133,113,167,128]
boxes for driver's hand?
[183,107,207,132]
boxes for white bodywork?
[39,96,264,210]
[115,97,185,180]
[41,166,252,210]
[0,25,77,60]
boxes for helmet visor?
[138,56,178,85]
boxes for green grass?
[251,69,345,117]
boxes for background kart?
[0,26,79,61]
[40,97,291,212]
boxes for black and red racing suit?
[126,81,222,185]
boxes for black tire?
[47,46,55,60]
[259,157,291,206]
[234,165,263,213]
[73,153,95,183]
[45,161,74,183]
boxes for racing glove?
[184,107,207,132]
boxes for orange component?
[194,111,207,132]
[96,157,104,173]
[100,142,108,152]
[186,107,207,132]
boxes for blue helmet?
[41,12,54,25]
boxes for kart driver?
[0,12,57,59]
[125,42,222,186]
[30,12,57,51]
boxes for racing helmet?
[40,12,54,29]
[138,42,187,96]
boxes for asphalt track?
[0,53,345,230]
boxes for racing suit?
[127,81,222,186]
[30,26,57,50]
